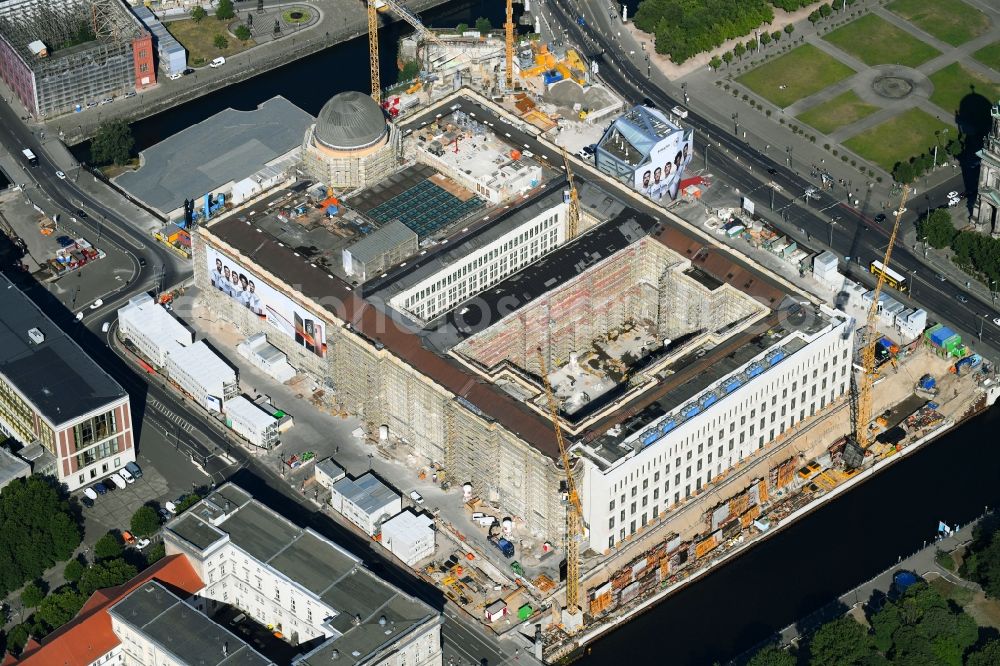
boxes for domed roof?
[314,91,387,150]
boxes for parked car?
[210,56,226,68]
[122,531,137,545]
[158,508,172,521]
[874,213,886,224]
[99,97,113,105]
[409,490,425,505]
[164,501,177,514]
[183,68,194,76]
[83,487,98,501]
[118,468,135,484]
[168,72,182,80]
[135,537,151,550]
[56,235,74,247]
[93,482,108,495]
[101,322,111,333]
[124,91,136,98]
[109,473,127,489]
[81,496,94,508]
[125,461,142,478]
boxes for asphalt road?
[543,0,1000,355]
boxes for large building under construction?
[0,0,154,116]
[193,91,853,553]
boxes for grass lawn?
[888,0,990,46]
[737,44,855,108]
[928,62,1000,115]
[165,18,255,67]
[974,41,1000,74]
[843,107,951,171]
[797,90,880,134]
[823,14,941,67]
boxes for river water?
[71,0,519,156]
[67,3,1000,662]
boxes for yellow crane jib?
[368,0,380,104]
[855,184,910,449]
[561,148,580,241]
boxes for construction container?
[542,69,564,85]
[517,604,533,620]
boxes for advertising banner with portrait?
[632,129,694,202]
[205,245,328,357]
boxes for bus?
[870,259,908,293]
[21,149,37,166]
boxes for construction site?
[0,0,155,116]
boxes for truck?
[490,536,515,558]
[21,149,37,166]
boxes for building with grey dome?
[302,91,401,190]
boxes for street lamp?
[933,128,949,169]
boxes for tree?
[634,0,774,64]
[747,38,757,52]
[722,50,733,66]
[234,24,251,42]
[63,558,85,583]
[921,209,957,249]
[35,588,86,632]
[130,506,160,538]
[78,559,138,597]
[968,639,1000,666]
[819,3,833,18]
[748,644,796,666]
[20,582,45,608]
[213,34,229,50]
[734,42,746,60]
[807,616,875,666]
[832,0,845,9]
[90,119,134,166]
[175,492,202,514]
[784,24,795,35]
[216,0,235,20]
[400,59,420,81]
[145,542,166,566]
[93,532,123,561]
[0,477,82,598]
[710,55,723,70]
[455,22,468,34]
[772,30,782,42]
[191,5,207,22]
[760,31,771,46]
[474,17,492,33]
[6,624,30,657]
[809,10,821,24]
[892,160,915,184]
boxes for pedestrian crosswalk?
[147,396,195,434]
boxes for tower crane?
[562,148,580,241]
[368,0,380,103]
[505,0,514,90]
[851,184,910,455]
[536,350,585,631]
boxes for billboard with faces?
[205,245,327,358]
[632,128,694,202]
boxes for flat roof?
[0,447,30,487]
[115,97,313,214]
[166,484,438,666]
[203,92,793,461]
[119,294,193,345]
[345,220,417,264]
[167,340,236,389]
[225,395,277,430]
[331,473,399,515]
[110,581,271,666]
[0,273,127,427]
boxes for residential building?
[329,473,402,536]
[163,484,443,666]
[380,510,435,565]
[0,273,134,491]
[117,293,193,366]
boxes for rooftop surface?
[332,472,400,515]
[345,220,417,264]
[167,340,236,388]
[224,395,277,429]
[110,581,272,666]
[166,484,438,666]
[115,97,313,214]
[0,273,128,427]
[0,447,30,487]
[203,93,793,460]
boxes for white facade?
[118,294,193,366]
[237,333,296,382]
[329,473,402,536]
[390,202,567,322]
[163,486,442,666]
[380,510,435,565]
[580,307,853,551]
[314,458,346,491]
[224,395,279,448]
[165,340,238,410]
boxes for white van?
[671,105,688,119]
[109,473,127,490]
[118,468,135,484]
[210,57,226,68]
